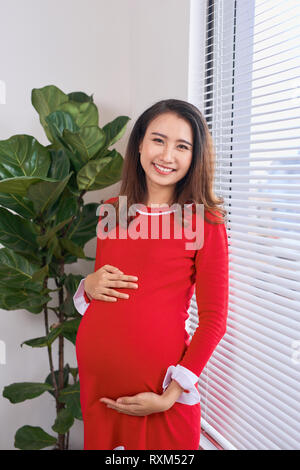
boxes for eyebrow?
[151,132,193,147]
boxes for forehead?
[146,112,193,138]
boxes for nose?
[160,146,175,163]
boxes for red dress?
[75,197,229,450]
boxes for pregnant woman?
[73,98,229,450]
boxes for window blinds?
[187,0,300,450]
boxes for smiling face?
[138,112,194,205]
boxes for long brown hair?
[105,98,227,226]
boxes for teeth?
[154,163,174,173]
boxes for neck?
[144,194,174,207]
[146,200,171,207]
[144,183,175,207]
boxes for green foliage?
[15,426,57,450]
[58,382,82,420]
[3,382,54,403]
[0,84,130,449]
[52,408,74,434]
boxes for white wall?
[0,0,191,450]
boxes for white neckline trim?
[136,208,175,216]
[135,203,193,216]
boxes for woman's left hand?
[99,391,172,416]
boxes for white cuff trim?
[162,364,200,405]
[73,278,90,316]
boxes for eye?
[152,138,189,150]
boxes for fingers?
[100,397,142,415]
[91,265,139,302]
[101,288,130,300]
[95,286,136,300]
[105,279,139,289]
[103,264,124,274]
[100,397,140,406]
[96,294,118,302]
[106,272,138,284]
[103,265,139,289]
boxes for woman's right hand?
[83,264,139,302]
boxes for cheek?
[179,158,192,175]
[140,146,156,165]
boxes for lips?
[152,162,176,173]
[155,163,174,170]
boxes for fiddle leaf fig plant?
[0,84,130,450]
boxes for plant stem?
[41,228,61,448]
[43,279,59,401]
[57,261,66,450]
[48,307,60,316]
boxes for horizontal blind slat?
[202,369,300,438]
[227,221,300,240]
[228,297,299,331]
[228,230,300,251]
[229,236,300,260]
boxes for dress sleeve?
[162,213,229,405]
[162,364,201,405]
[73,278,91,315]
[179,214,229,375]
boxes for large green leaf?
[26,172,73,214]
[45,110,79,148]
[67,202,99,246]
[14,425,57,450]
[3,382,53,403]
[63,126,106,163]
[102,115,131,148]
[0,135,53,211]
[64,149,87,175]
[61,318,81,345]
[0,248,51,312]
[0,211,39,257]
[0,285,51,313]
[52,408,74,434]
[48,147,71,180]
[45,364,70,398]
[46,234,62,261]
[0,134,51,179]
[64,273,84,296]
[58,100,99,128]
[44,185,78,225]
[59,238,86,259]
[31,264,49,282]
[0,193,36,219]
[21,325,63,348]
[77,150,123,191]
[0,176,64,198]
[36,216,73,248]
[46,142,78,180]
[0,247,44,291]
[67,91,94,103]
[96,150,124,185]
[31,85,69,143]
[58,382,82,420]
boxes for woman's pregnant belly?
[75,293,189,399]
